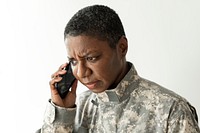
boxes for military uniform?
[39,62,200,133]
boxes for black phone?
[55,63,76,99]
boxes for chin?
[89,88,107,94]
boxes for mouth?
[84,81,99,90]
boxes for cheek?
[105,60,122,80]
[94,63,116,82]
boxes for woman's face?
[65,35,127,93]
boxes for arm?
[40,100,76,133]
[167,100,200,133]
[38,63,78,133]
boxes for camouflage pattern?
[40,62,200,133]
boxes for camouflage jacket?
[40,62,200,133]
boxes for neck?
[108,62,130,89]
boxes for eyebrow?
[67,50,100,60]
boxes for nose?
[76,62,91,78]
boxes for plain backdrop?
[0,0,199,132]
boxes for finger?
[58,63,68,71]
[49,77,65,106]
[49,76,62,88]
[51,73,57,79]
[51,69,67,79]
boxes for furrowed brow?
[67,50,100,61]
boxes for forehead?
[65,35,111,56]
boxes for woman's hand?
[49,63,77,108]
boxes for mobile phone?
[55,63,76,99]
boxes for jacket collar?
[95,62,139,103]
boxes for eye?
[70,59,78,66]
[86,57,97,62]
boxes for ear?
[117,36,128,57]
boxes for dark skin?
[49,35,129,108]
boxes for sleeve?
[167,100,200,133]
[40,99,76,133]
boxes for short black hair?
[64,5,126,48]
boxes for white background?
[0,0,199,132]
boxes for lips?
[84,81,99,90]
